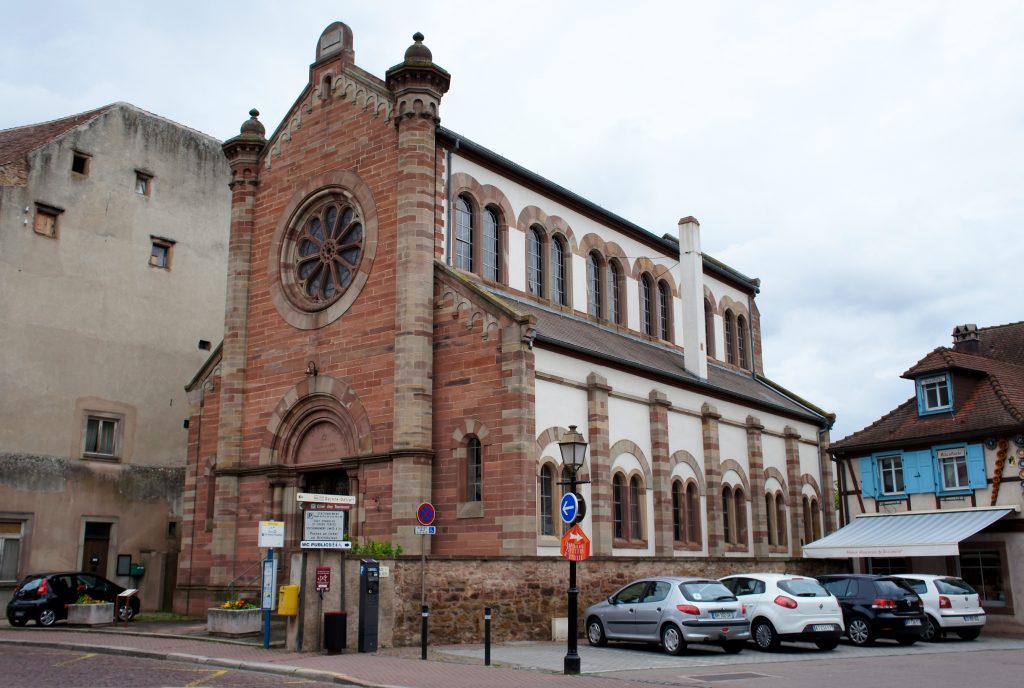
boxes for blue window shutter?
[966,444,987,488]
[915,380,925,415]
[903,450,935,494]
[859,456,877,498]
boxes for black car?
[817,574,925,646]
[6,572,140,627]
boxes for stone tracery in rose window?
[294,202,364,306]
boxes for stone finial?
[404,32,433,63]
[239,109,266,138]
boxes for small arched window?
[466,436,482,503]
[811,499,821,541]
[587,252,602,318]
[551,235,568,306]
[539,464,555,536]
[734,488,747,547]
[685,481,701,544]
[482,207,501,282]
[613,474,626,539]
[629,475,643,540]
[455,195,474,272]
[724,309,736,365]
[608,260,622,324]
[640,274,654,336]
[704,299,716,358]
[527,226,544,297]
[658,281,671,341]
[766,493,777,546]
[802,496,813,544]
[672,481,684,542]
[737,315,749,369]
[722,485,734,543]
[775,493,787,547]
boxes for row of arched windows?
[704,299,750,370]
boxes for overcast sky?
[4,1,1022,440]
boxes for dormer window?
[917,374,952,414]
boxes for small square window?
[33,204,62,239]
[71,152,90,176]
[918,374,952,414]
[149,237,175,270]
[83,415,120,459]
[135,171,152,196]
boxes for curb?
[16,624,286,648]
[0,638,375,687]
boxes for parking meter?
[358,558,380,652]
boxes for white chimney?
[678,216,707,379]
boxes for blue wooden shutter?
[903,450,935,494]
[859,456,877,498]
[966,444,987,488]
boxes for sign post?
[416,502,435,610]
[258,520,284,650]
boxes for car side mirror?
[608,596,616,605]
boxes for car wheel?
[846,617,874,646]
[722,641,745,654]
[37,608,57,627]
[921,615,941,642]
[117,604,134,622]
[752,619,780,651]
[956,628,981,641]
[661,624,686,656]
[586,618,607,647]
[814,639,839,651]
[897,636,918,646]
[7,615,28,627]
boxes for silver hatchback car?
[585,576,750,655]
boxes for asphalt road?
[0,645,338,688]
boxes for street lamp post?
[558,425,589,675]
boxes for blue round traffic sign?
[559,493,579,524]
[417,502,436,526]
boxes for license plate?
[905,619,921,626]
[812,624,835,632]
[710,611,735,620]
[13,610,25,617]
[963,615,980,622]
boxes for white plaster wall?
[799,441,821,484]
[668,411,705,465]
[608,396,652,463]
[762,434,788,483]
[719,425,750,477]
[534,376,589,443]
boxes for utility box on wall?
[358,558,379,652]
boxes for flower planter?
[207,608,263,636]
[67,603,115,626]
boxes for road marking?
[184,669,228,687]
[53,652,96,666]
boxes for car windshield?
[874,579,915,597]
[17,576,45,592]
[680,581,736,602]
[778,578,830,597]
[936,578,976,595]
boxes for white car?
[893,574,985,641]
[720,573,845,651]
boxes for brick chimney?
[952,324,980,354]
[677,216,708,379]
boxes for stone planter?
[67,603,115,626]
[207,608,263,636]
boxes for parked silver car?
[585,576,750,655]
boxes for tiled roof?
[0,104,116,166]
[832,328,1024,454]
[490,289,827,423]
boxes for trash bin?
[324,611,347,653]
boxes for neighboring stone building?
[0,104,231,610]
[176,23,835,647]
[818,322,1024,634]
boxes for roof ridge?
[979,320,1024,332]
[0,103,116,135]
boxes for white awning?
[803,507,1016,559]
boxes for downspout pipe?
[444,138,460,265]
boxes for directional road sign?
[559,492,579,524]
[560,524,591,561]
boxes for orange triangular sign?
[559,524,591,561]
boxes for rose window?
[294,202,364,306]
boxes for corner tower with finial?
[385,34,450,554]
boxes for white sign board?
[414,525,436,535]
[258,520,285,549]
[296,492,356,505]
[304,509,346,542]
[261,559,277,610]
[300,540,353,549]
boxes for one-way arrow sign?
[559,492,579,524]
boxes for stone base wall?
[387,556,840,646]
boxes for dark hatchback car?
[6,572,140,627]
[817,574,925,646]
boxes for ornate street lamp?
[558,424,589,675]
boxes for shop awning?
[803,507,1016,558]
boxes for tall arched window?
[466,436,482,502]
[775,494,787,547]
[737,315,749,369]
[704,299,716,358]
[527,226,544,297]
[551,235,568,306]
[734,488,747,547]
[587,252,602,318]
[640,274,654,336]
[539,464,555,536]
[722,485,734,543]
[613,474,626,539]
[482,207,501,282]
[454,195,473,271]
[685,482,701,544]
[608,260,622,324]
[724,309,736,365]
[802,496,812,543]
[766,493,777,546]
[672,481,683,542]
[658,280,671,341]
[629,475,643,540]
[811,499,821,541]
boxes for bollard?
[484,607,491,666]
[421,605,429,660]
